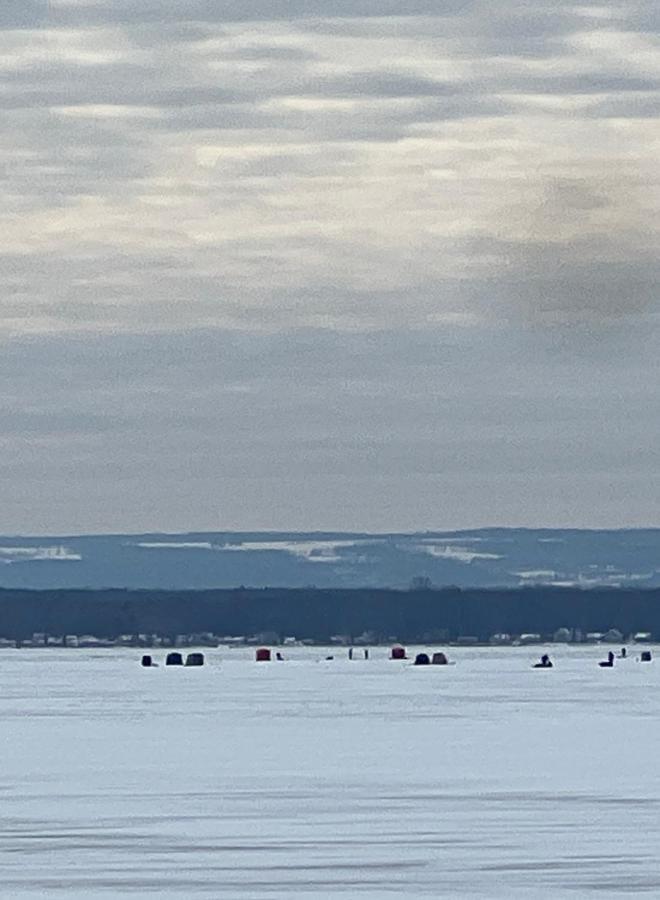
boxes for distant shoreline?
[0,585,658,646]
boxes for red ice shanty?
[390,646,407,660]
[255,647,271,662]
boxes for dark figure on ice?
[533,654,553,669]
[275,652,284,661]
[599,651,615,668]
[620,647,627,658]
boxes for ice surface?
[1,646,660,897]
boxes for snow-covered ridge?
[0,546,81,564]
[1,529,660,589]
[136,539,369,563]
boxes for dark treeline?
[1,586,660,641]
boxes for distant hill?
[0,529,658,590]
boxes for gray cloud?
[48,1,475,27]
[0,1,49,29]
[0,1,658,529]
[0,0,655,334]
[0,326,658,531]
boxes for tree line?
[0,586,659,642]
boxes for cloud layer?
[1,325,658,532]
[1,0,658,335]
[1,2,659,532]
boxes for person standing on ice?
[533,654,553,668]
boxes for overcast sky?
[1,0,659,533]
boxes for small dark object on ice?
[533,654,553,669]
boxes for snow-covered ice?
[1,645,660,897]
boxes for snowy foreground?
[1,646,660,898]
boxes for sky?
[1,0,659,534]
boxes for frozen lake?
[1,645,660,897]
